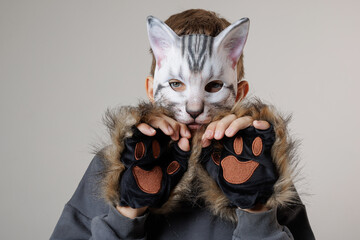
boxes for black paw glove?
[119,126,190,209]
[200,125,278,209]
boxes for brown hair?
[149,9,245,81]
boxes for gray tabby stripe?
[198,36,208,71]
[181,36,185,56]
[208,37,214,57]
[181,34,214,72]
[187,35,195,70]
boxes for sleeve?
[90,205,148,240]
[232,207,294,240]
[50,153,148,240]
[277,201,315,240]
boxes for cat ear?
[214,18,250,69]
[147,15,180,69]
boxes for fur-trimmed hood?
[96,97,300,223]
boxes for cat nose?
[186,102,204,119]
[187,110,202,119]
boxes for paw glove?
[200,125,279,209]
[119,126,190,208]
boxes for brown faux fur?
[97,97,300,221]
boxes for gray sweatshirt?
[50,153,315,240]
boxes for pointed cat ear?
[214,18,250,69]
[147,15,180,69]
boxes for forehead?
[180,34,215,73]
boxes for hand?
[201,114,270,147]
[137,114,191,151]
[241,204,269,213]
[117,126,191,212]
[200,121,278,209]
[116,205,148,219]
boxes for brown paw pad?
[134,142,145,160]
[221,156,259,184]
[132,166,162,194]
[233,136,243,155]
[152,140,160,159]
[211,152,221,166]
[167,161,180,175]
[252,137,263,156]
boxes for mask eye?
[205,80,224,93]
[169,79,186,92]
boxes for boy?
[51,9,314,239]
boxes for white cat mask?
[146,16,249,128]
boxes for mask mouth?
[185,118,211,130]
[187,122,203,130]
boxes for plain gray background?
[1,0,359,239]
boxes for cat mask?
[146,16,249,128]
